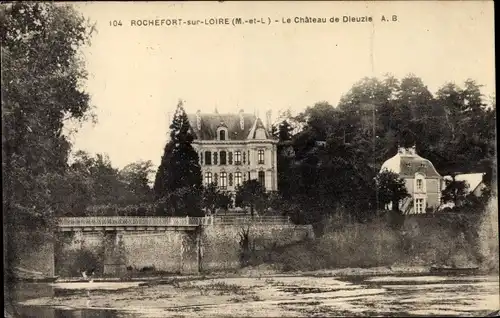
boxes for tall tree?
[153,100,203,216]
[2,3,95,229]
[2,3,95,313]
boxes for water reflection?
[6,282,135,318]
[14,306,128,318]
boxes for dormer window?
[217,126,228,141]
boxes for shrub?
[56,247,103,277]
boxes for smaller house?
[380,145,443,214]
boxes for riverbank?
[53,265,432,283]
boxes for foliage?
[375,170,410,211]
[272,120,294,142]
[2,4,95,302]
[84,203,157,217]
[275,74,495,224]
[56,247,103,277]
[235,180,268,217]
[119,160,155,204]
[201,183,233,215]
[441,178,470,207]
[2,2,95,229]
[63,151,155,216]
[153,100,203,216]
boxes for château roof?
[187,112,257,141]
[380,146,442,178]
[247,117,270,139]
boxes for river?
[7,274,500,317]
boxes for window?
[243,151,246,165]
[258,171,265,187]
[258,149,265,164]
[248,150,250,165]
[214,173,218,186]
[235,172,242,187]
[228,152,233,165]
[205,151,212,165]
[415,173,426,192]
[234,151,241,165]
[415,198,424,214]
[416,179,423,191]
[220,151,227,165]
[213,152,218,165]
[204,172,212,185]
[219,130,226,141]
[220,172,227,189]
[200,152,203,165]
[229,173,233,186]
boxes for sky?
[68,1,495,170]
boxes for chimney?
[196,110,201,130]
[266,110,272,132]
[398,145,417,156]
[409,145,417,155]
[239,109,244,130]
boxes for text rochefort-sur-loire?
[128,16,374,27]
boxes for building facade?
[380,146,444,214]
[187,109,278,193]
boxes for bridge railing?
[58,217,195,227]
[57,215,290,228]
[214,215,291,224]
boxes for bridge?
[14,215,305,278]
[57,215,291,232]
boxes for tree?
[2,3,95,229]
[234,180,268,217]
[201,183,233,215]
[119,160,154,204]
[153,100,203,216]
[441,177,470,208]
[280,75,496,225]
[65,152,157,216]
[216,191,233,213]
[375,170,410,212]
[2,3,95,313]
[273,120,294,142]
